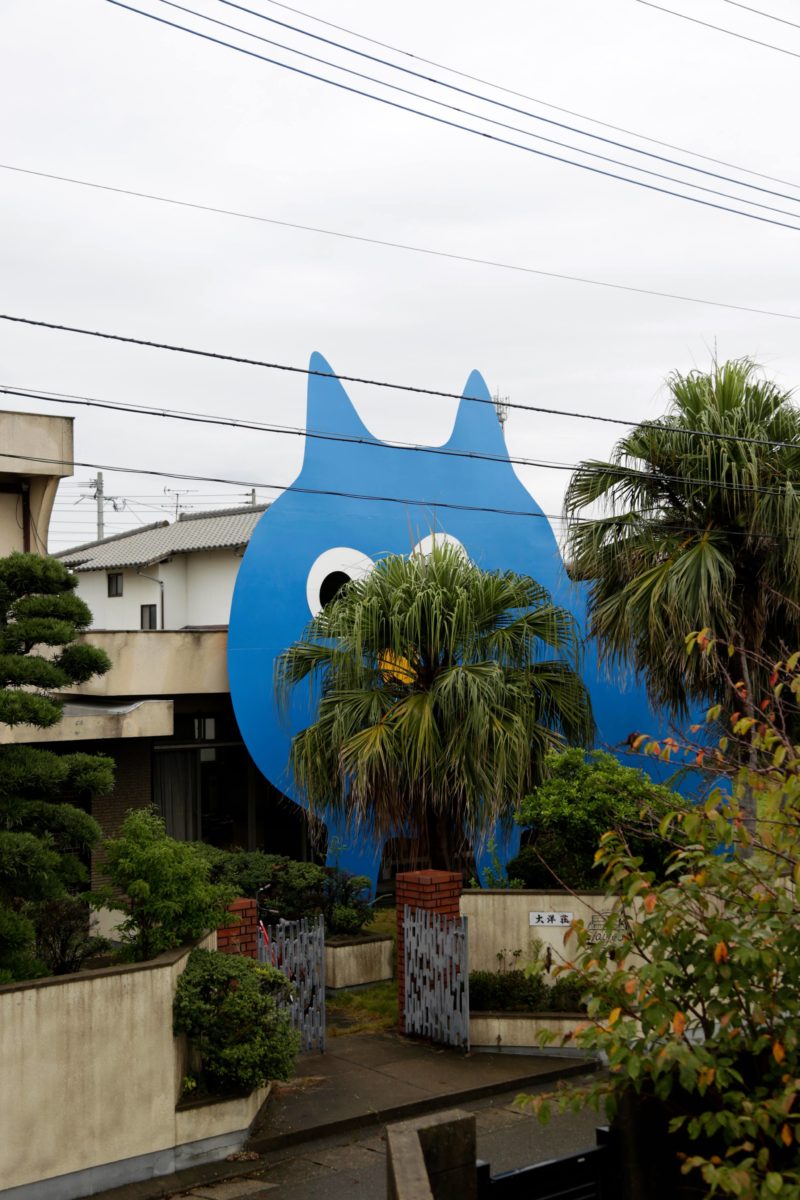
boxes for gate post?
[396,870,462,1034]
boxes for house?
[3,503,312,869]
[0,408,74,554]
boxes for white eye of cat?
[306,547,375,616]
[410,533,467,559]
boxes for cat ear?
[305,352,375,441]
[446,369,508,457]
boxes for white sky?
[2,0,799,551]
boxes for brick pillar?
[216,897,258,958]
[396,870,462,1035]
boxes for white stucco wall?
[70,549,240,631]
[0,933,217,1194]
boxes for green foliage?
[277,543,593,871]
[0,554,113,981]
[200,846,374,935]
[32,896,109,975]
[564,358,800,717]
[479,836,524,888]
[173,948,299,1092]
[511,749,678,889]
[102,810,235,961]
[469,968,586,1014]
[524,713,800,1199]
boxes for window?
[140,604,158,630]
[193,717,216,742]
[107,572,123,597]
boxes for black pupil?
[320,571,351,608]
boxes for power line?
[5,312,800,456]
[5,163,798,322]
[637,0,800,60]
[4,382,798,502]
[152,0,800,221]
[249,0,800,192]
[721,0,800,32]
[106,0,800,233]
[209,0,800,208]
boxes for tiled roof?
[55,505,268,571]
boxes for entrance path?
[249,1031,594,1151]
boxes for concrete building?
[0,408,74,554]
[4,503,310,865]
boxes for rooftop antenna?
[163,487,198,519]
[492,390,510,429]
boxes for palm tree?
[564,358,800,718]
[275,544,593,871]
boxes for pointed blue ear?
[446,369,508,457]
[306,352,375,440]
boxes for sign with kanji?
[529,910,573,928]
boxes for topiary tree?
[509,749,679,889]
[0,553,114,982]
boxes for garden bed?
[325,931,394,990]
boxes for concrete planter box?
[174,1084,271,1162]
[470,1011,588,1056]
[325,932,393,990]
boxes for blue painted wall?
[228,358,662,882]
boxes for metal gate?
[258,914,326,1053]
[403,905,469,1049]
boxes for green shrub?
[469,968,586,1013]
[173,948,299,1092]
[511,749,678,890]
[32,896,109,975]
[321,870,373,936]
[101,809,235,961]
[469,969,547,1012]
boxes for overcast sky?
[2,0,800,551]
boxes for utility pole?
[249,488,257,507]
[95,472,104,540]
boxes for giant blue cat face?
[228,355,657,877]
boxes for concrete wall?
[469,1012,587,1055]
[325,934,394,990]
[0,931,278,1200]
[0,410,74,554]
[64,629,229,697]
[71,549,241,632]
[460,890,612,975]
[0,700,173,744]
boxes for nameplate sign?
[529,910,573,928]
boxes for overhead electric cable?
[254,0,800,191]
[5,311,800,456]
[105,1,800,233]
[4,163,798,322]
[208,0,800,207]
[4,383,797,502]
[721,0,800,32]
[156,0,800,219]
[637,0,800,59]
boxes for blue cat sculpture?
[228,355,658,883]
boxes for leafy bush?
[321,870,374,936]
[32,896,109,975]
[511,749,678,890]
[173,948,299,1092]
[197,846,374,935]
[470,969,547,1012]
[101,810,235,961]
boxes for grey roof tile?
[55,505,268,570]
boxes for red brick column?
[396,870,462,1034]
[216,897,258,958]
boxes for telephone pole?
[95,472,104,540]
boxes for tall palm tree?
[564,358,800,718]
[275,544,593,871]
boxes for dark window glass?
[140,603,158,630]
[107,573,123,597]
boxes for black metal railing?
[476,1129,613,1200]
